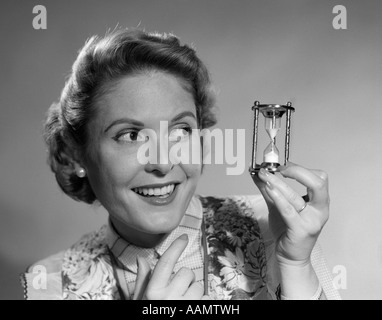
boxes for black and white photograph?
[1,0,381,303]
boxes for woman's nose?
[144,161,174,175]
[145,161,174,175]
[144,136,174,175]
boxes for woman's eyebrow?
[170,111,197,123]
[104,118,145,133]
[104,111,197,133]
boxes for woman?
[21,28,340,300]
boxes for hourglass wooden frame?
[249,101,295,175]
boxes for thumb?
[133,256,152,300]
[251,172,274,205]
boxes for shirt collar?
[106,195,203,274]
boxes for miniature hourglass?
[249,101,295,176]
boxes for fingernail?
[259,168,269,176]
[179,234,188,241]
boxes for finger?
[279,163,329,206]
[251,171,265,187]
[309,168,329,181]
[182,281,205,300]
[265,182,302,229]
[133,256,152,300]
[168,267,195,296]
[258,168,306,211]
[284,163,328,183]
[149,234,189,290]
[251,171,274,204]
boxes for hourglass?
[249,101,295,175]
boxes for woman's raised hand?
[252,162,330,266]
[133,234,210,300]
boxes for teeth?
[133,184,175,197]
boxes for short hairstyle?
[43,28,217,204]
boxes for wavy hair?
[43,28,217,204]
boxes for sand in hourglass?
[264,127,279,163]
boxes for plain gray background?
[1,0,382,299]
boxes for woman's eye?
[169,127,191,142]
[116,130,147,142]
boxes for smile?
[132,184,176,198]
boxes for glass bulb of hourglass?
[265,116,281,139]
[263,141,279,163]
[263,115,281,163]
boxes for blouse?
[20,195,341,300]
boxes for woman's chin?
[143,215,182,234]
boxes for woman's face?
[85,71,202,245]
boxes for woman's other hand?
[133,234,210,300]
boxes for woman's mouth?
[132,183,180,206]
[132,184,176,199]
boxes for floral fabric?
[201,196,271,300]
[21,195,339,300]
[61,225,119,300]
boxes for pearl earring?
[76,167,86,178]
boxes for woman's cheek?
[91,147,136,188]
[108,153,141,181]
[182,162,202,179]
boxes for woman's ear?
[74,162,87,178]
[60,147,87,178]
[71,149,87,178]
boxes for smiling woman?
[86,72,203,247]
[21,28,341,300]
